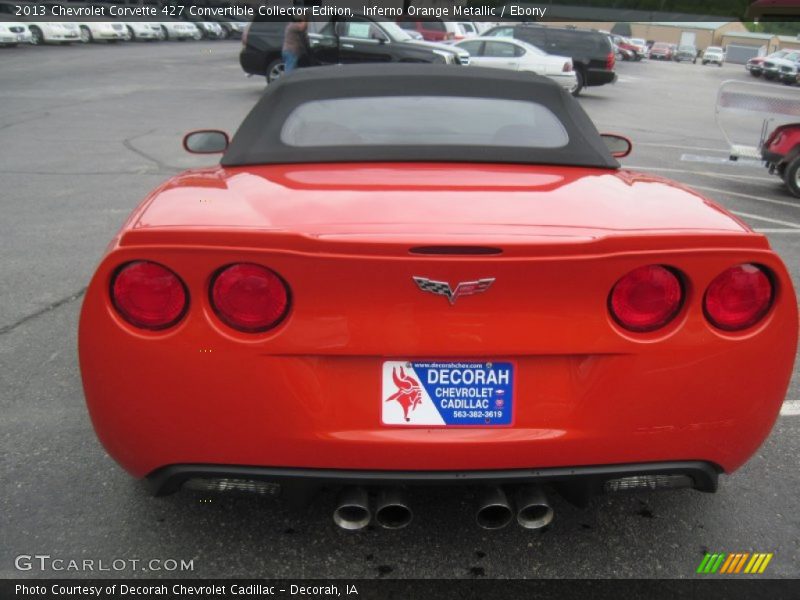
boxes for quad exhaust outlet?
[333,485,552,531]
[475,486,514,530]
[332,486,372,531]
[374,487,413,530]
[333,486,413,530]
[515,485,554,530]
[476,486,553,530]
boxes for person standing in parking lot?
[283,15,310,75]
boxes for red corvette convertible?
[80,65,797,531]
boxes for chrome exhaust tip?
[476,487,513,530]
[515,485,554,530]
[375,487,413,530]
[333,486,371,531]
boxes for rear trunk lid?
[124,163,750,247]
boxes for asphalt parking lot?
[1,41,799,579]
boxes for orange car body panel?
[79,163,798,478]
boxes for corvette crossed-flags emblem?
[412,276,495,305]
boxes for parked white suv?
[702,46,725,66]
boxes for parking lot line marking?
[625,165,776,183]
[780,401,800,416]
[636,143,729,153]
[689,184,800,209]
[731,211,800,228]
[680,154,763,168]
[753,228,800,233]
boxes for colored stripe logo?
[696,552,773,574]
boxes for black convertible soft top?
[222,64,619,169]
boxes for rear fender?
[765,124,800,163]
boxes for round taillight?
[704,264,773,331]
[111,261,188,330]
[609,265,683,332]
[210,263,289,332]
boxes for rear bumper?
[586,69,616,86]
[240,46,271,75]
[763,149,785,164]
[147,461,720,500]
[541,72,578,90]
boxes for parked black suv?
[241,16,468,83]
[484,24,616,95]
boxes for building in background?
[718,31,780,62]
[777,35,800,52]
[625,21,748,49]
[537,21,747,49]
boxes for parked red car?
[396,18,458,42]
[648,42,675,60]
[612,35,644,61]
[80,65,797,532]
[764,122,800,195]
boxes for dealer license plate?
[381,361,514,426]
